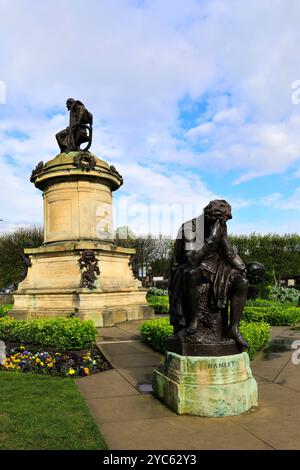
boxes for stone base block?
[12,241,154,326]
[153,351,258,417]
[13,290,153,327]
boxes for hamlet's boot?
[229,281,249,348]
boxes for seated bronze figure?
[56,98,93,153]
[168,199,265,356]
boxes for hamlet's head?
[66,98,75,110]
[204,199,232,223]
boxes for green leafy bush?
[239,321,270,360]
[147,287,168,297]
[246,298,280,308]
[0,304,13,318]
[269,286,299,304]
[147,295,169,314]
[139,317,270,360]
[243,305,300,326]
[0,317,97,350]
[140,317,172,353]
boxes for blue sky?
[1,0,300,236]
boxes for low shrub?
[139,317,270,360]
[140,317,172,353]
[147,295,169,314]
[269,286,299,304]
[0,304,13,318]
[0,317,97,350]
[243,305,300,326]
[148,295,300,325]
[239,321,270,360]
[147,287,168,297]
[246,298,281,308]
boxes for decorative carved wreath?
[73,153,96,172]
[30,161,44,182]
[110,165,124,185]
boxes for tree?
[0,226,43,289]
[116,228,300,289]
[115,227,173,278]
[229,233,300,286]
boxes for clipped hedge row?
[147,295,300,326]
[147,295,169,314]
[239,320,270,360]
[139,317,270,360]
[0,304,13,318]
[0,317,97,350]
[243,305,300,326]
[140,317,172,353]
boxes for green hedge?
[239,321,270,359]
[140,317,172,353]
[147,295,169,314]
[0,304,13,318]
[243,305,300,326]
[147,295,300,326]
[0,317,97,350]
[139,317,270,360]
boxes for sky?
[1,0,300,237]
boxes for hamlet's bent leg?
[183,267,202,334]
[56,129,68,153]
[228,272,249,347]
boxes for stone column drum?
[12,152,154,326]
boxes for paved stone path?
[77,321,300,450]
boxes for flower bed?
[0,343,111,377]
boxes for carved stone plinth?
[13,152,154,325]
[153,351,258,417]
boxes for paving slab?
[274,362,300,392]
[116,320,145,335]
[103,352,162,369]
[251,351,291,381]
[116,366,155,391]
[253,374,272,384]
[231,404,300,449]
[97,326,134,342]
[76,369,139,399]
[98,341,144,356]
[257,382,300,406]
[269,326,290,341]
[85,394,174,424]
[279,329,300,339]
[100,415,272,450]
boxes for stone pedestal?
[12,152,154,326]
[153,351,258,417]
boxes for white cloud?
[186,122,215,140]
[213,107,244,125]
[1,0,300,232]
[261,187,300,210]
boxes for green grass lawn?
[0,371,107,450]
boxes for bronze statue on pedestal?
[56,98,93,153]
[168,199,265,356]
